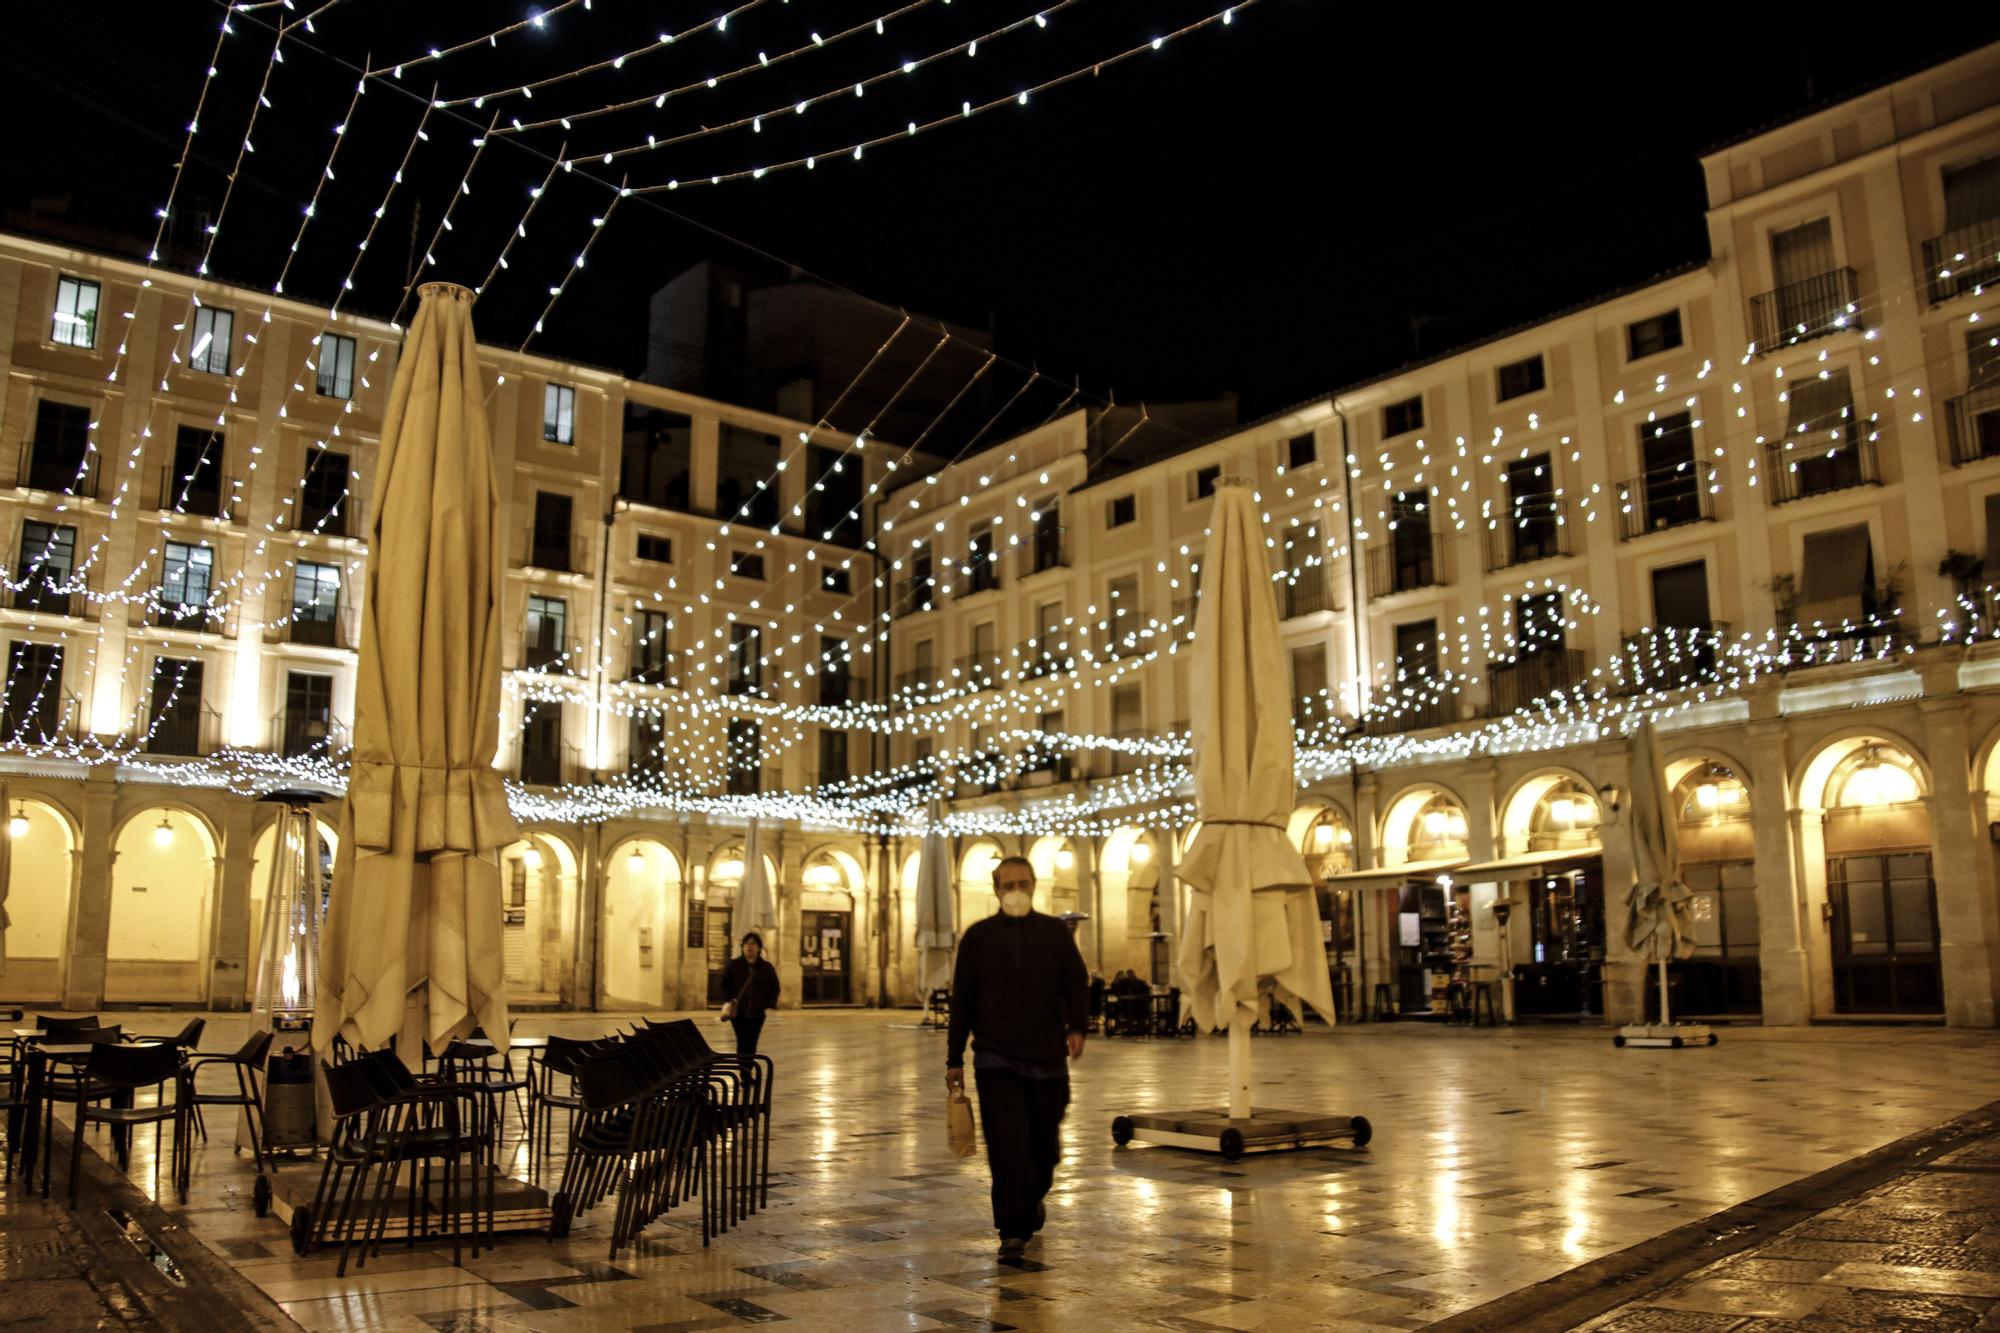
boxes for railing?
[1486,649,1588,716]
[16,440,101,499]
[627,646,677,687]
[1485,496,1571,570]
[1615,468,1714,539]
[955,651,1002,692]
[519,741,581,788]
[521,629,581,673]
[10,571,91,618]
[143,703,222,757]
[520,531,592,575]
[146,596,235,637]
[1103,730,1150,777]
[155,466,241,521]
[958,559,1002,598]
[1748,266,1859,352]
[1944,390,2000,466]
[1172,596,1197,639]
[1291,693,1343,735]
[285,486,360,538]
[1020,526,1068,579]
[1922,219,2000,306]
[724,763,783,796]
[1617,624,1730,695]
[1761,433,1879,505]
[272,708,351,760]
[285,602,358,649]
[625,731,667,782]
[893,666,936,697]
[1018,751,1074,786]
[1021,636,1070,679]
[1361,689,1456,736]
[0,690,81,747]
[1367,534,1446,597]
[1282,573,1333,619]
[817,671,855,706]
[892,577,936,618]
[1106,615,1148,659]
[1779,617,1911,668]
[725,670,763,697]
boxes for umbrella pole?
[1657,951,1672,1027]
[1227,1003,1253,1120]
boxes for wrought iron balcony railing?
[1020,526,1069,579]
[1282,573,1333,619]
[143,702,223,757]
[1615,468,1714,539]
[1944,390,2000,467]
[1761,433,1879,505]
[1486,648,1588,716]
[1485,496,1572,570]
[16,441,101,499]
[1922,219,2000,307]
[155,466,241,522]
[1748,267,1860,353]
[1366,534,1446,597]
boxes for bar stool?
[1370,983,1397,1020]
[1469,982,1501,1027]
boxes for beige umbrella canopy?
[314,283,517,1063]
[913,814,955,997]
[1177,478,1334,1115]
[1625,718,1695,1023]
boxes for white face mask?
[999,889,1032,917]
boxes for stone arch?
[1497,766,1603,854]
[501,828,581,997]
[603,835,682,1008]
[1378,780,1469,865]
[1,791,80,1000]
[106,801,222,1003]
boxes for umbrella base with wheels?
[1112,1108,1372,1160]
[1613,1021,1718,1049]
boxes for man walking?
[719,931,780,1056]
[946,855,1089,1263]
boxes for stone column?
[1353,771,1384,1015]
[1596,743,1643,1025]
[208,798,257,1011]
[776,831,803,1010]
[1747,716,1813,1024]
[62,766,119,1010]
[1921,695,2000,1027]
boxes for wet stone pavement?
[21,1011,2000,1331]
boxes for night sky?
[5,3,1995,425]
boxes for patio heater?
[248,790,331,1156]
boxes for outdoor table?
[18,1038,164,1190]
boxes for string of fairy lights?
[2,0,1995,838]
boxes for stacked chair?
[548,1018,773,1256]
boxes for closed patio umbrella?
[1619,718,1711,1048]
[314,283,516,1064]
[912,813,955,1001]
[1176,478,1335,1117]
[733,817,778,952]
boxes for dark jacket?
[720,956,780,1021]
[947,910,1089,1069]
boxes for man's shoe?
[998,1237,1028,1265]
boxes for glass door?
[799,910,851,1004]
[1827,852,1942,1014]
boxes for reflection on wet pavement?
[61,1012,2000,1330]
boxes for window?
[28,400,91,492]
[298,450,350,534]
[14,521,76,615]
[820,565,850,594]
[282,671,334,757]
[1287,432,1317,469]
[1515,592,1566,655]
[530,492,574,570]
[169,425,227,518]
[1393,620,1438,680]
[806,444,862,545]
[1382,396,1423,437]
[729,551,766,580]
[628,713,666,779]
[1191,465,1221,500]
[160,541,214,615]
[1796,525,1874,625]
[632,608,672,684]
[1496,354,1545,401]
[315,333,356,399]
[1289,644,1327,727]
[1969,328,2000,390]
[1108,574,1140,653]
[190,306,233,375]
[818,729,849,783]
[1107,494,1136,528]
[726,718,762,793]
[524,595,567,668]
[291,561,342,646]
[965,532,997,594]
[51,277,99,349]
[2,641,65,742]
[1627,310,1683,361]
[819,634,850,705]
[542,383,576,444]
[636,534,673,563]
[520,700,563,783]
[728,623,762,694]
[145,657,206,756]
[1030,502,1063,572]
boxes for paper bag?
[947,1090,977,1159]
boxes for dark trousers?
[974,1069,1069,1239]
[731,1013,765,1057]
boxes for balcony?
[1366,535,1446,598]
[627,647,677,687]
[16,441,101,499]
[286,486,360,539]
[1106,616,1149,659]
[817,671,856,707]
[1361,688,1455,736]
[11,572,89,618]
[1486,649,1588,716]
[1172,596,1197,639]
[893,667,936,697]
[724,763,783,796]
[520,531,592,576]
[1761,433,1879,505]
[273,709,350,760]
[1922,219,2000,306]
[1944,391,2000,467]
[1282,573,1333,619]
[143,702,222,757]
[1615,468,1714,539]
[147,597,233,637]
[1102,730,1150,777]
[1020,526,1068,580]
[958,559,1002,599]
[286,603,357,649]
[892,577,936,618]
[1748,267,1859,353]
[0,691,80,747]
[1292,693,1343,736]
[521,628,580,673]
[955,651,1002,692]
[518,741,581,788]
[155,466,240,522]
[1485,497,1571,570]
[1021,636,1070,679]
[1617,624,1730,695]
[1018,750,1075,787]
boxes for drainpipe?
[864,491,894,1006]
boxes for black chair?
[1,1032,21,1179]
[35,1014,102,1036]
[67,1041,189,1207]
[439,1039,530,1164]
[303,1060,393,1276]
[350,1049,486,1265]
[527,1035,597,1175]
[37,1026,121,1197]
[134,1016,207,1051]
[183,1029,274,1165]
